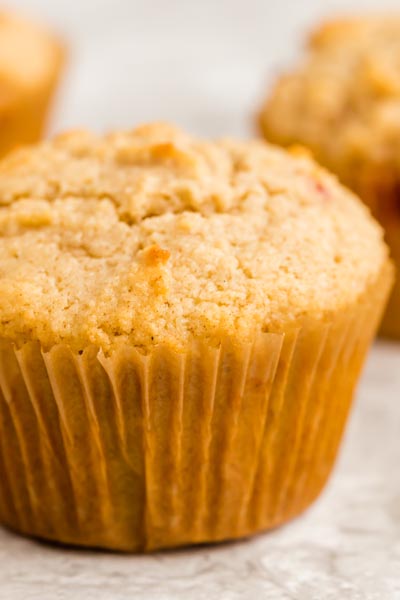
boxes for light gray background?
[3,1,400,598]
[10,0,400,136]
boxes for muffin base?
[0,262,392,551]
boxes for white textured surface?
[0,342,399,600]
[2,1,400,597]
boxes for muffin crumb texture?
[0,123,388,351]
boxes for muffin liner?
[351,168,400,338]
[0,48,64,158]
[0,262,392,551]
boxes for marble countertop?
[1,342,399,599]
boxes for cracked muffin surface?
[0,123,389,351]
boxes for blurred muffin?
[0,123,392,551]
[0,11,64,157]
[259,16,400,337]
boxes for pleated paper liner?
[0,43,65,159]
[0,261,393,551]
[379,219,400,338]
[352,167,400,338]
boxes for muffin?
[0,11,64,158]
[259,16,400,337]
[0,123,392,551]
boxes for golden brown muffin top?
[260,16,400,179]
[0,123,388,351]
[0,11,62,98]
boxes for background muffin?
[0,123,392,551]
[0,11,64,158]
[259,17,400,338]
